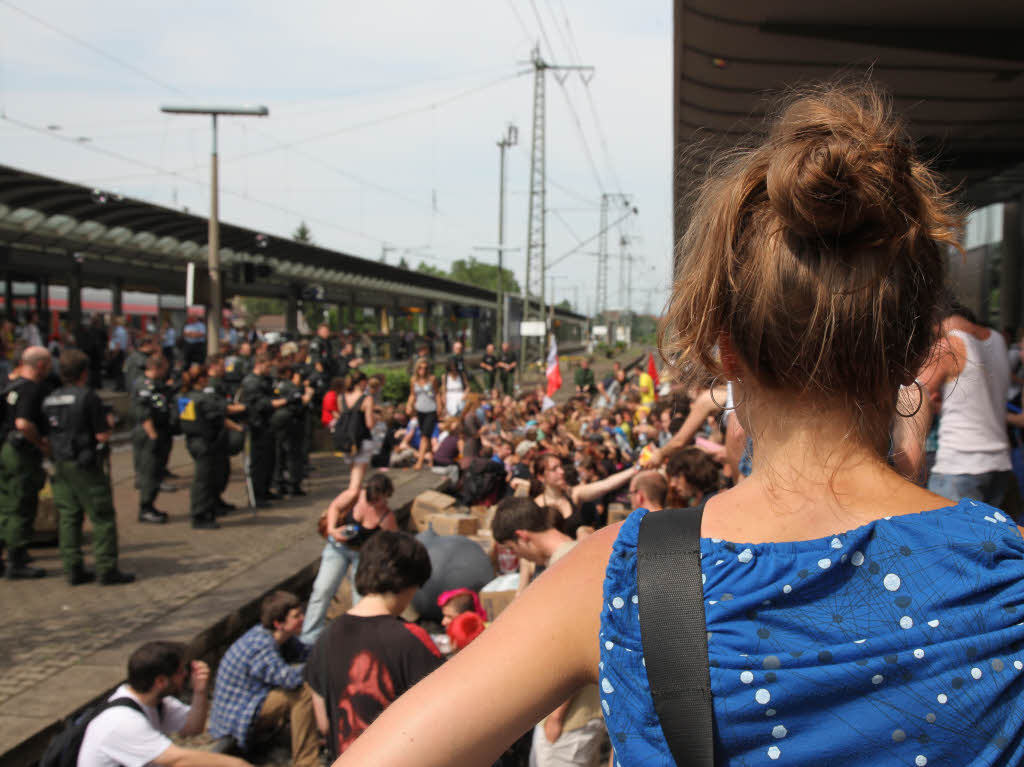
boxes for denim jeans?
[928,470,1014,508]
[300,537,361,646]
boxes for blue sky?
[0,0,673,316]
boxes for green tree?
[239,296,285,317]
[556,299,573,312]
[447,257,520,294]
[293,221,314,244]
[416,261,448,278]
[398,256,410,269]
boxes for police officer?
[133,353,173,523]
[222,341,252,397]
[42,349,134,585]
[0,346,51,579]
[338,341,363,377]
[206,355,246,509]
[309,323,336,379]
[270,365,312,497]
[498,340,517,396]
[123,335,155,398]
[237,353,286,506]
[178,364,241,529]
[480,342,498,393]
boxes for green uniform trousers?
[132,428,162,508]
[52,461,118,574]
[186,434,225,521]
[0,441,45,553]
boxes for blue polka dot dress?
[600,501,1024,766]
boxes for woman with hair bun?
[334,83,1022,766]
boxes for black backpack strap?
[636,506,714,767]
[101,697,146,717]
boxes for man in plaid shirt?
[209,591,320,766]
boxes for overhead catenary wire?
[0,0,190,98]
[0,1,516,258]
[557,2,626,196]
[527,0,605,194]
[0,112,394,247]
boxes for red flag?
[647,352,660,390]
[546,336,562,397]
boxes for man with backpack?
[73,641,252,767]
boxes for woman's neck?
[706,402,947,543]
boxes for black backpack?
[333,394,369,454]
[459,457,506,506]
[40,697,145,767]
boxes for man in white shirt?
[490,498,605,767]
[78,641,252,767]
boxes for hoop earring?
[708,376,744,410]
[896,380,924,419]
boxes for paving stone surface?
[0,438,439,760]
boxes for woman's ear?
[718,332,741,380]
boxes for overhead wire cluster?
[507,0,637,313]
[0,0,526,264]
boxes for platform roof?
[0,163,585,321]
[673,1,1024,250]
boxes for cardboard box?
[480,589,517,621]
[426,512,479,536]
[608,503,630,525]
[470,504,496,533]
[411,490,457,531]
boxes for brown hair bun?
[766,88,910,244]
[661,80,963,450]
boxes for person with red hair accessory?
[446,611,485,653]
[436,587,487,628]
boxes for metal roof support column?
[38,277,50,339]
[111,278,123,318]
[286,285,299,337]
[68,255,82,341]
[3,268,12,321]
[1002,199,1022,330]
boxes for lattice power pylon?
[520,46,593,369]
[596,193,609,315]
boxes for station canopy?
[0,162,561,315]
[673,0,1024,245]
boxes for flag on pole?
[647,352,660,390]
[546,334,562,397]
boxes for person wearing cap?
[123,335,156,399]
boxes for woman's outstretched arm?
[334,523,619,767]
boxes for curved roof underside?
[0,163,584,321]
[673,1,1024,246]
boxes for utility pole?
[619,234,628,311]
[597,193,633,316]
[161,104,269,355]
[521,45,593,374]
[597,194,608,316]
[496,124,518,346]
